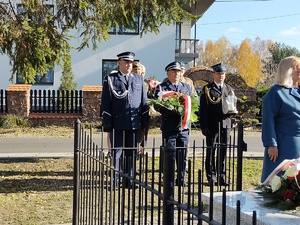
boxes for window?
[17,4,54,23]
[16,4,55,85]
[16,69,54,85]
[102,60,118,84]
[108,17,139,35]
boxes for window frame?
[102,59,119,84]
[16,69,54,85]
[15,3,55,85]
[108,17,139,35]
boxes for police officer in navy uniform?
[154,61,192,186]
[200,63,233,186]
[101,51,149,189]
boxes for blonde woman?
[261,56,300,183]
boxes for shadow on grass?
[0,158,74,193]
[0,178,73,193]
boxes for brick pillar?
[82,85,102,123]
[6,84,32,117]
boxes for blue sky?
[193,0,300,50]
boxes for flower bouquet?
[146,78,161,99]
[148,89,199,129]
[259,157,300,211]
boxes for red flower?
[287,176,295,181]
[283,189,295,201]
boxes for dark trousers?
[110,130,138,187]
[161,129,189,183]
[205,128,230,181]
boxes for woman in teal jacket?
[261,56,300,183]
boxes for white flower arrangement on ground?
[259,157,300,211]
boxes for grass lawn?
[0,157,263,225]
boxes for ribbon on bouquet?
[262,156,300,187]
[147,79,161,89]
[181,94,191,129]
[160,91,192,129]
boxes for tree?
[0,0,198,83]
[268,42,300,65]
[197,36,300,88]
[233,39,263,87]
[260,42,300,88]
[197,36,233,70]
[59,48,77,91]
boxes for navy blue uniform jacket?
[101,71,149,131]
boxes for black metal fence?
[30,89,82,113]
[73,119,257,225]
[0,89,7,113]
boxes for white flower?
[270,175,281,192]
[178,106,183,113]
[282,164,290,171]
[283,166,298,179]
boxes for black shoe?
[215,179,229,187]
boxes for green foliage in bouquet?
[148,93,199,124]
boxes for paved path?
[0,131,264,158]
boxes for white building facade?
[0,0,214,90]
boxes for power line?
[197,26,300,44]
[199,13,300,25]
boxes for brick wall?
[1,85,103,127]
[81,85,102,123]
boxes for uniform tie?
[125,75,129,89]
[174,84,178,92]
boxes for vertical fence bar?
[236,200,241,225]
[62,90,65,113]
[57,90,60,113]
[52,90,56,113]
[66,90,70,113]
[163,143,175,225]
[47,90,51,113]
[75,90,79,113]
[42,90,46,112]
[38,90,42,112]
[79,90,83,113]
[236,121,247,191]
[222,189,226,224]
[71,90,74,113]
[73,119,81,225]
[198,170,203,225]
[252,211,257,225]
